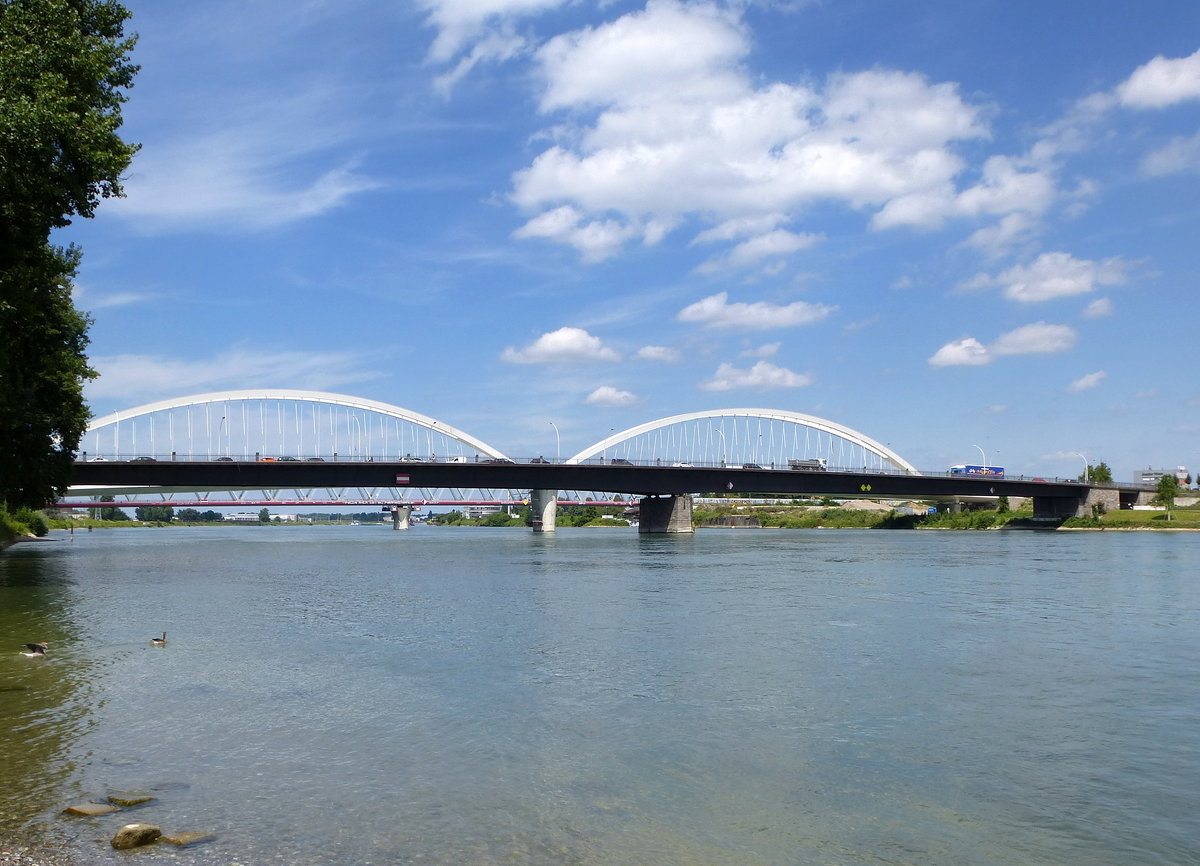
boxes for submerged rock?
[111,823,161,849]
[160,831,215,847]
[107,793,154,808]
[63,802,119,816]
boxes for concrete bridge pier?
[529,489,558,533]
[638,495,694,534]
[390,505,413,530]
[1032,486,1124,519]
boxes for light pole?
[549,421,560,461]
[716,428,727,466]
[973,444,987,468]
[1074,451,1088,482]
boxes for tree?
[0,0,138,510]
[258,508,271,524]
[1155,474,1179,520]
[134,505,173,522]
[1078,461,1113,483]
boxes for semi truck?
[788,458,828,471]
[949,464,1005,478]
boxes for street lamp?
[716,428,727,466]
[549,421,560,461]
[973,444,987,468]
[1074,451,1088,482]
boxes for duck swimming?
[150,632,167,645]
[21,642,47,658]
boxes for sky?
[61,0,1200,481]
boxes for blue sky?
[63,0,1200,480]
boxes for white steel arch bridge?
[73,391,917,506]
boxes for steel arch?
[565,408,917,473]
[85,389,508,459]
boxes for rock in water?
[111,823,162,849]
[63,802,119,816]
[107,793,154,807]
[160,831,215,847]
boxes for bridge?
[65,389,1152,532]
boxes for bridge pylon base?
[638,495,694,534]
[390,505,413,530]
[529,489,558,533]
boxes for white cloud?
[1083,297,1113,318]
[419,0,565,65]
[740,342,780,358]
[1141,131,1200,176]
[87,347,381,402]
[510,1,991,262]
[677,291,836,330]
[694,229,823,273]
[928,337,990,367]
[585,385,640,406]
[983,251,1128,303]
[108,88,379,231]
[700,360,813,391]
[1117,48,1200,108]
[635,345,681,363]
[1068,371,1107,393]
[928,322,1077,367]
[990,322,1078,356]
[511,205,642,262]
[501,326,621,363]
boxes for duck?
[150,632,167,646]
[21,642,47,658]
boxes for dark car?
[216,456,235,462]
[131,456,156,462]
[742,463,762,469]
[305,457,326,462]
[609,458,632,465]
[529,456,551,463]
[279,456,299,462]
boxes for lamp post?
[1074,452,1088,482]
[549,421,560,461]
[973,444,987,469]
[716,428,727,466]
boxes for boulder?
[64,802,119,816]
[111,823,162,849]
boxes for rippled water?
[1,526,1198,865]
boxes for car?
[305,457,326,462]
[742,463,762,469]
[398,456,422,462]
[258,457,277,462]
[672,461,693,467]
[216,456,235,462]
[529,456,551,463]
[609,458,632,465]
[484,458,515,464]
[278,456,299,462]
[131,456,156,462]
[88,456,108,462]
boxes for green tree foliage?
[1155,473,1179,516]
[258,508,270,524]
[1079,461,1113,483]
[134,505,174,522]
[0,0,138,510]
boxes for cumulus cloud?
[1117,48,1200,108]
[928,337,990,367]
[677,292,836,330]
[928,323,1077,367]
[509,1,992,263]
[1068,371,1107,393]
[635,345,681,363]
[501,326,621,363]
[585,385,640,406]
[970,252,1128,303]
[699,361,813,391]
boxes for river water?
[1,526,1198,865]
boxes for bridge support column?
[529,489,558,533]
[390,505,413,530]
[638,495,694,534]
[1034,487,1119,519]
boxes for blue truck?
[949,464,1005,479]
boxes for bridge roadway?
[68,458,1144,515]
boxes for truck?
[949,464,1005,479]
[788,458,827,471]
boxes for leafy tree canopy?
[0,0,138,510]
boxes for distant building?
[225,512,261,522]
[1136,467,1188,486]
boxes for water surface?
[1,526,1197,864]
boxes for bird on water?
[151,632,167,645]
[21,642,47,658]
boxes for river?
[1,526,1198,865]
